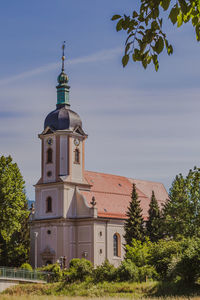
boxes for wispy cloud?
[0,47,122,86]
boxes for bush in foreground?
[93,259,116,282]
[64,258,93,283]
[20,263,32,271]
[40,263,62,282]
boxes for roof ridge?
[130,177,165,185]
[85,170,166,186]
[84,170,129,180]
[89,190,149,198]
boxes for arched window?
[113,233,121,257]
[46,197,52,213]
[74,148,80,164]
[47,148,53,163]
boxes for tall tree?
[112,1,200,70]
[0,155,30,266]
[146,190,162,242]
[124,183,145,245]
[162,166,200,239]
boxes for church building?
[30,48,168,268]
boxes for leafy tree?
[0,155,30,266]
[162,166,200,239]
[112,0,200,70]
[124,238,158,282]
[124,183,145,245]
[125,238,152,267]
[149,238,182,280]
[146,190,162,242]
[173,237,200,283]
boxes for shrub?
[93,259,117,282]
[149,239,181,280]
[64,258,93,283]
[125,238,152,267]
[117,259,139,282]
[20,263,32,271]
[138,265,158,282]
[39,263,62,282]
[172,238,200,283]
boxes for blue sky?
[0,1,200,200]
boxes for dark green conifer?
[146,190,162,242]
[124,183,145,246]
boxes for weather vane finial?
[62,41,66,71]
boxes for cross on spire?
[62,41,66,71]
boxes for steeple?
[56,42,70,108]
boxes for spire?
[62,41,65,72]
[56,42,70,108]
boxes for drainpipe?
[105,221,108,260]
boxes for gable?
[73,126,87,136]
[40,126,55,135]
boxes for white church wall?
[41,188,58,218]
[41,226,57,256]
[77,224,92,261]
[35,187,58,219]
[69,225,76,261]
[64,186,76,218]
[94,223,106,265]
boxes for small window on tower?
[74,148,80,164]
[46,197,52,213]
[47,148,53,163]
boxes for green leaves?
[0,155,29,266]
[161,0,170,11]
[155,37,164,54]
[124,184,145,245]
[111,14,121,21]
[196,25,200,41]
[146,191,163,242]
[169,5,180,24]
[116,19,123,31]
[178,0,188,15]
[112,0,200,70]
[163,166,200,239]
[122,54,129,67]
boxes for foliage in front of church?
[0,155,30,267]
[162,166,200,239]
[37,236,200,285]
[146,191,163,242]
[121,166,200,285]
[124,183,145,245]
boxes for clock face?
[74,138,80,146]
[47,138,53,145]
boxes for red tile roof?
[81,171,168,220]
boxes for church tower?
[30,44,97,267]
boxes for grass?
[3,280,200,299]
